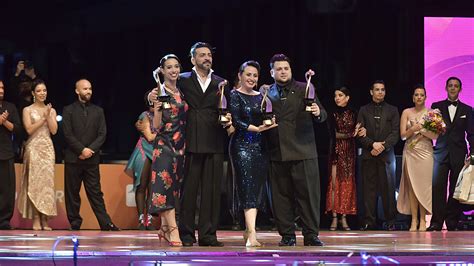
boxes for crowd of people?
[1,41,473,248]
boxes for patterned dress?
[229,90,268,211]
[18,108,57,218]
[125,111,157,189]
[149,92,188,214]
[325,107,357,215]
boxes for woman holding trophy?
[148,54,188,246]
[229,60,277,247]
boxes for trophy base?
[263,119,274,126]
[305,106,313,112]
[219,115,230,124]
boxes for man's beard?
[79,94,91,102]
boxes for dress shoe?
[70,225,81,231]
[446,226,459,231]
[426,225,442,231]
[386,224,397,231]
[101,222,120,231]
[0,224,11,230]
[304,236,324,246]
[278,236,296,246]
[198,239,224,247]
[182,241,193,247]
[360,224,375,231]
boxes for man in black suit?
[149,42,231,246]
[0,80,22,230]
[357,80,400,231]
[62,79,119,231]
[428,77,474,231]
[264,54,326,246]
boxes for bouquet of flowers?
[409,108,446,148]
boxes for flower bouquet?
[409,109,446,148]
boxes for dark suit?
[357,101,400,227]
[0,101,21,229]
[430,100,474,229]
[62,101,111,229]
[178,70,229,244]
[266,80,327,239]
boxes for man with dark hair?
[357,80,399,230]
[149,42,231,246]
[264,53,326,246]
[428,76,474,231]
[8,60,39,105]
[62,79,119,231]
[0,80,22,230]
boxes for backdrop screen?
[424,17,474,108]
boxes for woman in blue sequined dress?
[229,61,277,247]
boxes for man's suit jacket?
[357,102,400,161]
[431,100,474,163]
[62,101,106,164]
[0,101,22,160]
[265,80,327,161]
[178,71,228,154]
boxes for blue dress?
[229,90,268,210]
[125,111,156,189]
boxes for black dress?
[229,90,268,210]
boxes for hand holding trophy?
[152,67,171,109]
[304,69,316,112]
[260,86,274,126]
[217,80,229,124]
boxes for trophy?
[304,69,315,112]
[217,80,229,124]
[152,67,171,109]
[261,87,274,126]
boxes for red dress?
[325,107,357,215]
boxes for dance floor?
[1,230,474,265]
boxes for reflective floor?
[1,230,474,264]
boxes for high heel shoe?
[340,216,351,231]
[158,225,182,247]
[245,230,262,247]
[329,216,338,231]
[41,215,52,231]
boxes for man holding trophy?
[263,54,327,246]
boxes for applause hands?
[0,110,9,125]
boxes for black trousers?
[0,159,15,228]
[179,153,223,243]
[269,159,321,238]
[64,163,111,229]
[361,155,397,226]
[431,156,464,228]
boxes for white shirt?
[192,67,214,92]
[447,99,458,122]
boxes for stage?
[1,230,474,265]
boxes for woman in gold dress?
[18,80,58,230]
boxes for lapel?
[378,103,386,131]
[190,71,205,96]
[442,100,453,127]
[204,74,219,98]
[268,84,283,118]
[451,100,463,125]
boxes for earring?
[33,95,36,103]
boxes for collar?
[372,101,385,107]
[192,67,214,79]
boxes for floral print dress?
[149,91,188,215]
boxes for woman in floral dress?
[148,54,187,246]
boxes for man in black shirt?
[0,80,22,230]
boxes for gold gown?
[18,108,57,218]
[397,118,433,215]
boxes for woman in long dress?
[397,86,438,231]
[229,61,277,247]
[18,80,58,230]
[326,87,361,230]
[125,97,157,230]
[148,54,188,246]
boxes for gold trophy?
[152,67,171,109]
[261,86,274,126]
[304,69,315,112]
[217,80,229,124]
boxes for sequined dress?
[326,107,357,215]
[149,92,188,214]
[18,108,57,218]
[229,90,268,210]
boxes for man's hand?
[222,113,232,128]
[0,111,9,125]
[81,148,94,159]
[15,61,25,76]
[310,103,320,116]
[370,148,382,156]
[372,141,385,153]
